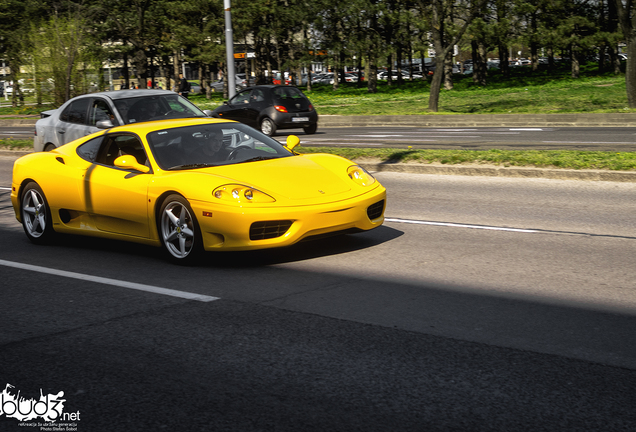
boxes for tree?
[30,10,99,105]
[0,0,46,106]
[423,0,485,111]
[615,0,636,107]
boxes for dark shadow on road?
[0,223,403,267]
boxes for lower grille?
[367,200,385,220]
[250,220,293,240]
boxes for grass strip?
[0,139,34,150]
[298,147,636,171]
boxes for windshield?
[114,94,206,124]
[147,122,293,170]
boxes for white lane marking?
[0,187,11,191]
[509,128,544,131]
[0,259,220,302]
[385,217,538,233]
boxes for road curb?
[357,162,636,182]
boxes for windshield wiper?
[240,156,279,163]
[168,163,218,170]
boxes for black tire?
[43,143,56,152]
[303,123,317,134]
[260,118,277,136]
[158,194,203,264]
[21,182,55,244]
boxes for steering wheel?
[228,145,253,160]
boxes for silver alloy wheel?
[161,200,196,259]
[22,188,47,238]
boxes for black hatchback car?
[211,85,318,136]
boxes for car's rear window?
[273,87,305,100]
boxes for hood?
[199,156,352,201]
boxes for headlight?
[347,165,376,187]
[213,184,275,204]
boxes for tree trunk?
[499,43,510,78]
[571,42,580,78]
[428,57,444,112]
[625,37,636,107]
[444,50,453,90]
[134,49,148,89]
[472,40,487,86]
[173,50,180,91]
[367,55,377,94]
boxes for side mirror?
[95,119,114,129]
[114,155,150,173]
[285,135,300,152]
[203,109,213,117]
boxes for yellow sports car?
[11,118,386,263]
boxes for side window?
[251,89,265,103]
[231,91,251,105]
[89,99,117,126]
[96,135,148,167]
[76,136,104,162]
[59,98,90,124]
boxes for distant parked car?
[33,89,210,152]
[188,82,201,94]
[209,77,243,93]
[211,85,318,136]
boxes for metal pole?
[224,0,236,99]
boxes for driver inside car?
[200,131,228,162]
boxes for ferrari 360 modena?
[12,118,386,263]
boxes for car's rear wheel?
[260,118,277,136]
[21,182,55,244]
[43,143,56,152]
[303,123,317,134]
[159,194,203,264]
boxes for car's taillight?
[274,105,288,113]
[308,104,314,112]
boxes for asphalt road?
[5,125,636,151]
[1,156,635,431]
[293,126,636,151]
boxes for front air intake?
[367,200,385,220]
[250,220,293,240]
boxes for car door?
[217,90,254,126]
[57,98,95,145]
[83,133,152,238]
[240,88,268,127]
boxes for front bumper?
[190,187,386,251]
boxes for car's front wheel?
[260,118,277,136]
[159,194,203,264]
[21,182,55,244]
